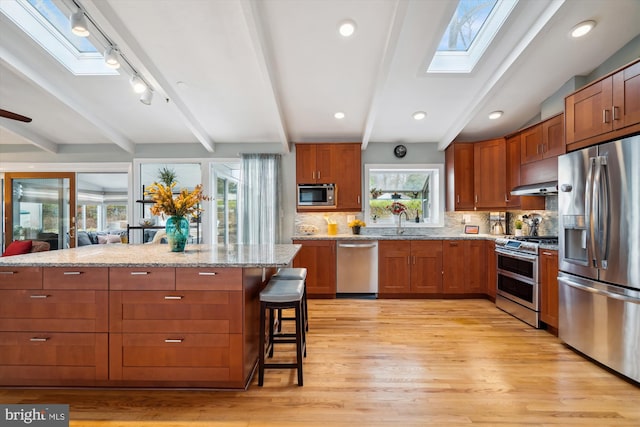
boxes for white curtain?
[239,154,282,244]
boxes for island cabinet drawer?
[109,290,243,334]
[176,267,243,291]
[109,267,175,290]
[0,332,108,385]
[0,267,43,289]
[0,290,108,332]
[43,267,108,290]
[109,333,243,383]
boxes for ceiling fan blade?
[0,109,32,123]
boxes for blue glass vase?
[165,215,189,252]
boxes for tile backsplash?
[294,196,558,237]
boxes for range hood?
[510,181,558,196]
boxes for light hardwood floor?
[1,298,639,426]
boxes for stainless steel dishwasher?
[336,240,378,295]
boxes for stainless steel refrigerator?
[557,135,640,382]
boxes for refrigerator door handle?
[597,156,610,269]
[559,275,640,305]
[585,157,597,268]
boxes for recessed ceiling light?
[334,112,345,119]
[412,111,427,120]
[488,110,503,120]
[338,20,356,37]
[570,20,596,38]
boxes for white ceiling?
[1,0,639,155]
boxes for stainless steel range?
[494,236,558,328]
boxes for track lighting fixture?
[104,47,120,69]
[139,88,153,105]
[130,75,147,94]
[70,9,89,37]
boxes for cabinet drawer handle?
[130,271,149,275]
[612,106,619,121]
[30,337,49,342]
[30,294,50,299]
[164,295,183,300]
[602,109,610,123]
[542,251,553,255]
[198,272,217,276]
[164,339,184,343]
[0,271,16,275]
[456,195,460,204]
[63,271,82,275]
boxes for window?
[1,0,117,75]
[427,0,517,74]
[212,162,240,245]
[76,173,128,232]
[364,164,444,228]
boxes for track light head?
[130,75,147,94]
[104,47,120,69]
[140,88,154,105]
[70,10,90,37]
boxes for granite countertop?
[0,243,301,268]
[292,233,559,251]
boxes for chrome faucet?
[397,211,408,235]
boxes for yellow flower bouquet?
[348,219,366,228]
[145,182,209,218]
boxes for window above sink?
[365,164,445,228]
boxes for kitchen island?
[0,243,300,389]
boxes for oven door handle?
[495,248,538,263]
[497,269,536,285]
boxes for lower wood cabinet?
[442,240,486,294]
[539,249,559,332]
[378,240,443,295]
[0,267,109,386]
[292,239,336,297]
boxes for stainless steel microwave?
[297,184,336,207]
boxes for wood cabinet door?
[474,138,506,210]
[334,143,362,210]
[292,240,336,297]
[0,266,42,289]
[378,241,411,294]
[442,241,466,293]
[565,76,613,145]
[295,144,318,183]
[520,124,543,164]
[613,61,640,130]
[539,249,559,329]
[542,113,565,158]
[465,240,486,293]
[446,143,475,211]
[486,240,497,300]
[410,241,443,294]
[505,134,522,209]
[315,144,336,183]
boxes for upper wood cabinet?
[506,129,548,211]
[445,143,475,211]
[295,143,361,212]
[474,138,506,210]
[520,114,565,165]
[565,59,640,150]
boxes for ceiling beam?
[0,121,58,153]
[0,49,135,153]
[437,0,566,151]
[361,0,408,150]
[239,0,290,152]
[87,0,216,153]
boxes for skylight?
[427,0,518,74]
[1,0,118,75]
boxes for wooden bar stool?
[258,278,306,386]
[272,268,309,332]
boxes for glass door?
[3,172,76,250]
